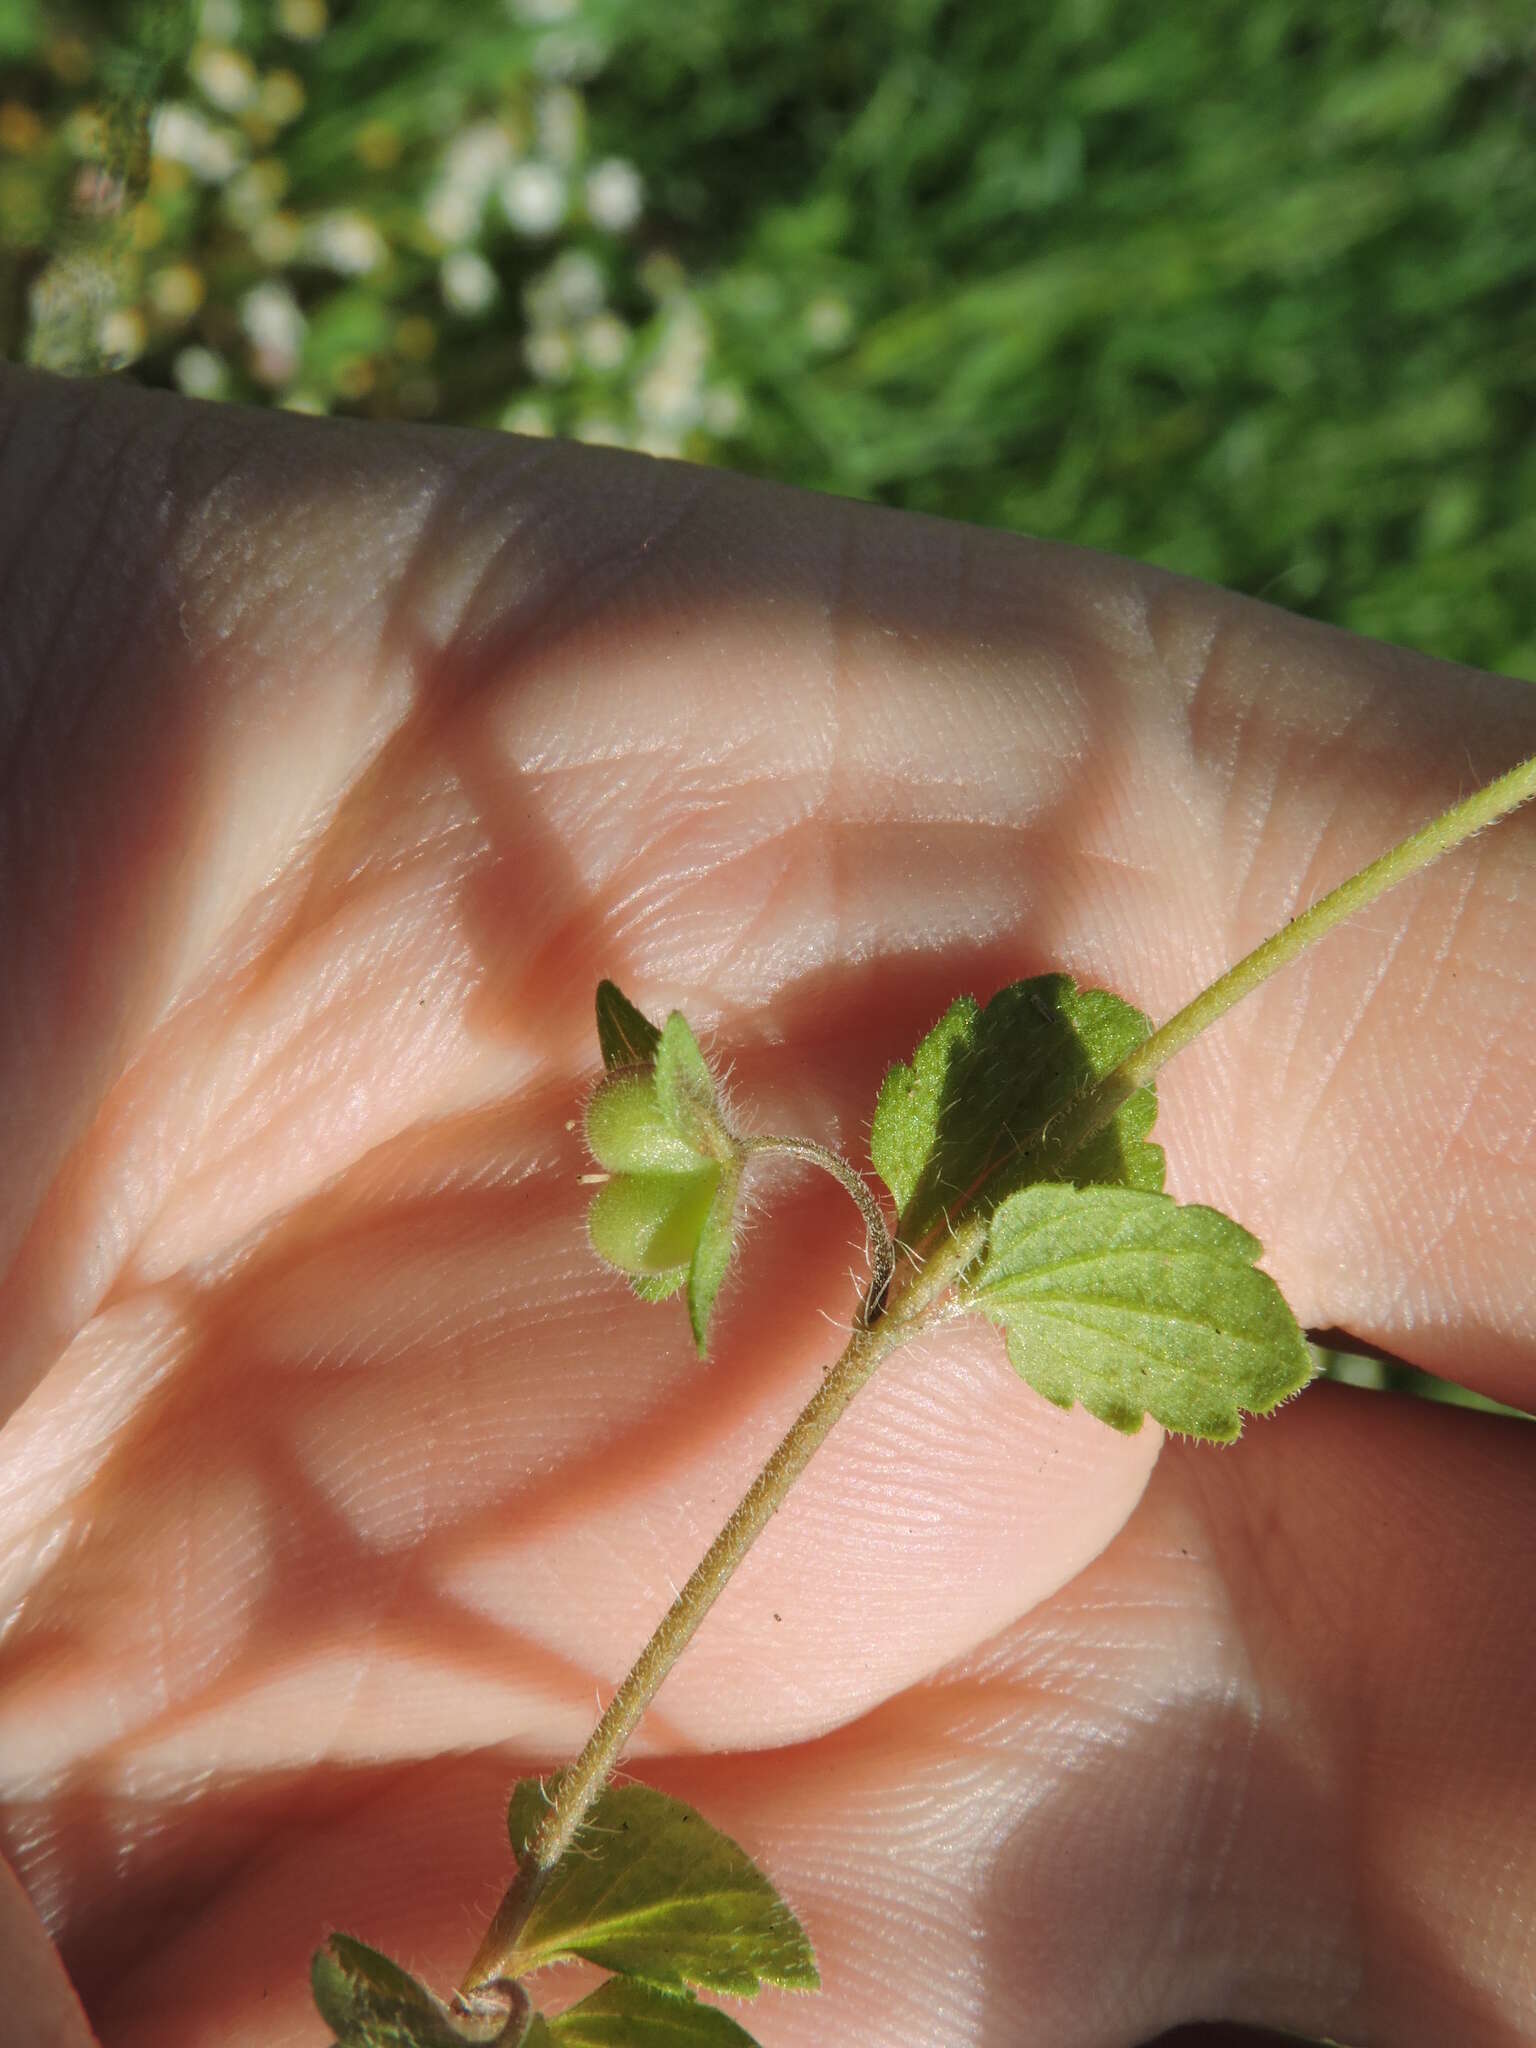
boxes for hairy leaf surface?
[311,1935,513,2047]
[545,1978,765,2044]
[506,1778,818,1997]
[870,974,1162,1250]
[963,1183,1313,1439]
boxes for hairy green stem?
[1046,750,1536,1166]
[459,747,1533,2006]
[461,1316,901,1996]
[746,1133,896,1319]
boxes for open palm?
[2,368,1532,2048]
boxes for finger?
[0,1849,99,2047]
[77,1382,1535,2048]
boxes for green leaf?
[962,1184,1314,1440]
[548,1979,765,2046]
[505,1778,818,1997]
[311,1935,515,2048]
[585,995,746,1355]
[687,1160,745,1353]
[654,1012,736,1162]
[596,981,663,1071]
[869,974,1163,1250]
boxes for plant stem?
[746,1133,896,1320]
[460,1316,900,1997]
[1046,750,1536,1165]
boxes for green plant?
[309,751,1534,2046]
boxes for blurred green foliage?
[2,0,1534,678]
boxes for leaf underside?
[311,1935,510,2048]
[964,1182,1314,1440]
[870,974,1163,1250]
[597,980,663,1071]
[530,1977,766,2045]
[506,1777,818,1997]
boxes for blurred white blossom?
[584,157,642,232]
[173,344,229,398]
[501,161,567,236]
[525,327,574,381]
[307,210,388,275]
[701,384,746,436]
[804,293,853,349]
[509,0,578,21]
[198,0,242,39]
[574,416,626,447]
[579,311,629,371]
[97,307,147,364]
[152,103,243,183]
[241,279,305,383]
[189,42,259,113]
[440,249,499,314]
[535,86,583,163]
[536,248,605,320]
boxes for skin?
[0,365,1531,2048]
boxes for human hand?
[1,367,1532,2048]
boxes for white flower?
[545,248,604,318]
[152,102,242,183]
[579,311,629,371]
[440,249,498,315]
[97,307,147,364]
[509,0,577,21]
[803,293,853,350]
[173,344,228,399]
[533,30,606,82]
[189,42,258,112]
[525,327,573,382]
[198,0,242,40]
[501,161,567,236]
[423,183,480,245]
[241,279,305,357]
[584,157,642,233]
[443,120,514,193]
[308,210,387,275]
[535,86,583,163]
[701,384,745,436]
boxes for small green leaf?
[870,975,1163,1251]
[506,1778,818,1997]
[586,995,746,1355]
[311,1935,511,2048]
[688,1160,745,1353]
[596,980,663,1071]
[962,1184,1314,1440]
[548,1979,764,2046]
[654,1012,736,1162]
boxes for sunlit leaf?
[963,1183,1314,1439]
[870,975,1163,1253]
[506,1778,818,1997]
[548,1978,764,2045]
[597,980,663,1071]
